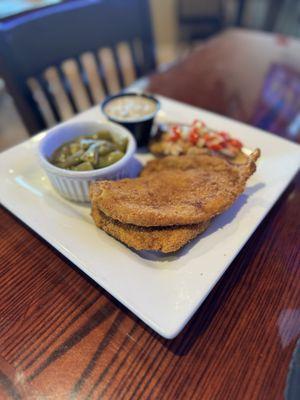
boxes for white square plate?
[1,96,299,338]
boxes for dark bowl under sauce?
[101,92,160,147]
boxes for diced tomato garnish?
[204,132,217,142]
[219,131,230,140]
[205,134,226,150]
[192,119,206,129]
[227,138,243,149]
[169,125,181,142]
[207,142,223,151]
[172,125,181,134]
[188,129,200,145]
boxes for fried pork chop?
[91,204,210,253]
[90,150,260,227]
[142,151,260,176]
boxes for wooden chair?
[0,0,156,134]
[176,0,224,43]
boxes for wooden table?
[149,29,300,143]
[1,29,299,399]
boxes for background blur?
[1,0,300,150]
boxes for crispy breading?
[142,151,260,175]
[91,204,210,253]
[90,151,260,227]
[141,153,239,175]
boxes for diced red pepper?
[207,142,223,151]
[192,119,206,129]
[205,133,226,150]
[219,131,230,140]
[227,138,243,149]
[204,133,214,142]
[172,125,181,134]
[219,140,227,148]
[169,125,181,142]
[188,129,200,145]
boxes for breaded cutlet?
[90,150,260,227]
[91,204,210,253]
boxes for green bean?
[98,141,116,155]
[69,142,81,154]
[71,161,93,171]
[95,130,112,141]
[96,155,112,168]
[59,149,85,168]
[79,139,98,150]
[52,145,70,163]
[50,130,127,170]
[81,143,100,166]
[113,137,128,152]
[107,150,124,164]
[97,150,124,168]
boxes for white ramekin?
[38,120,137,202]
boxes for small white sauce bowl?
[38,120,136,202]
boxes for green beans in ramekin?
[50,130,128,171]
[38,120,137,202]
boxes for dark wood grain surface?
[149,29,300,143]
[1,29,300,399]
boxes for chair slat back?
[0,0,156,133]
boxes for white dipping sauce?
[104,95,157,122]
